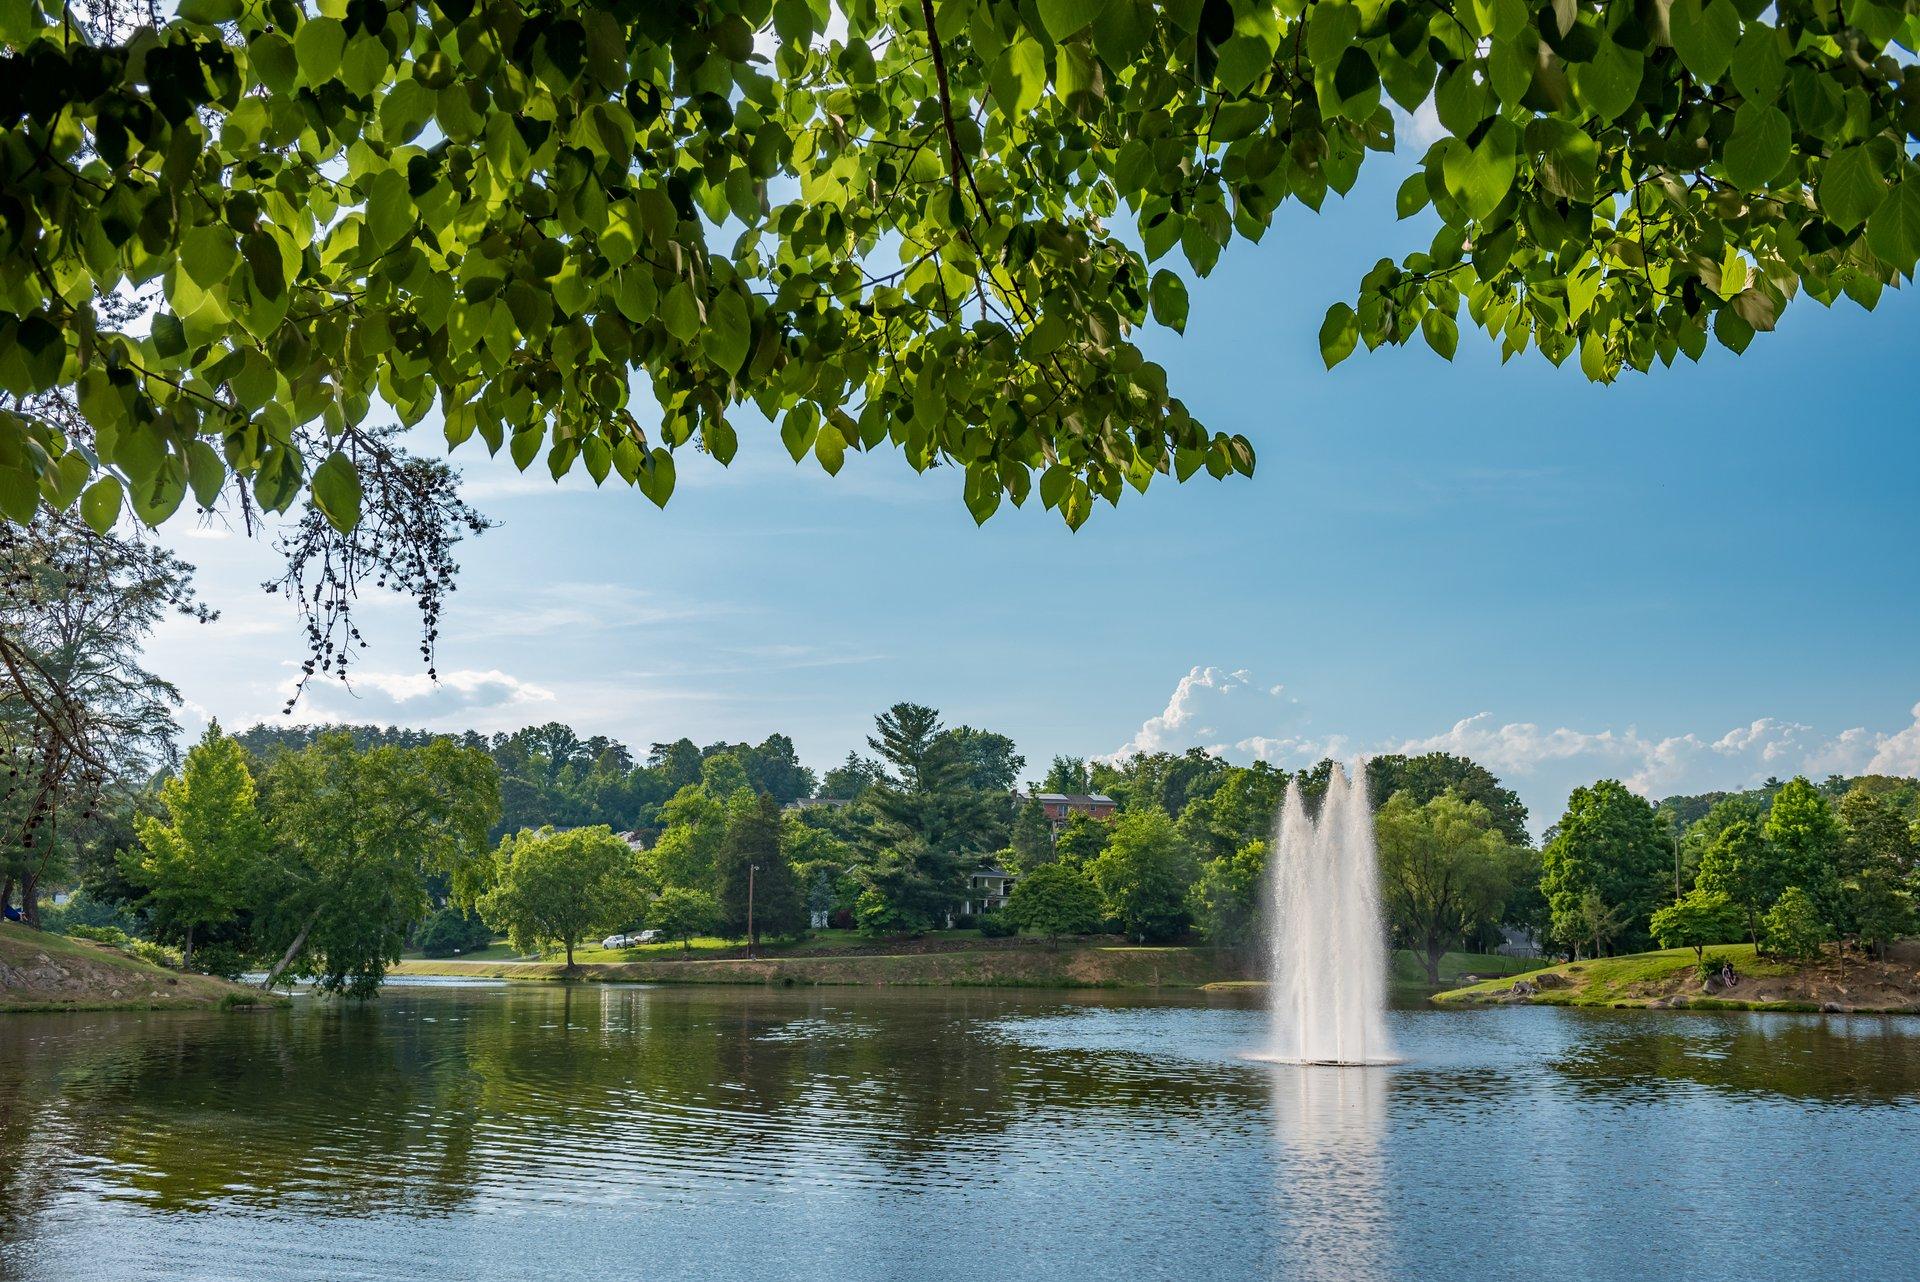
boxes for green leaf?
[1668,0,1740,83]
[1395,172,1431,219]
[1441,120,1519,222]
[80,476,123,532]
[176,0,239,24]
[1570,37,1643,122]
[814,424,846,476]
[638,450,675,509]
[991,37,1046,114]
[1026,312,1068,357]
[1422,308,1459,360]
[1722,101,1790,189]
[1729,24,1784,103]
[703,290,751,374]
[185,440,224,507]
[310,450,362,532]
[1319,302,1358,368]
[41,450,88,511]
[1819,146,1886,232]
[364,169,414,253]
[294,16,346,85]
[1865,179,1920,276]
[1214,36,1273,96]
[1036,0,1109,41]
[250,33,298,94]
[1149,269,1189,334]
[180,225,237,289]
[660,282,702,343]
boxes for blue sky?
[146,150,1920,835]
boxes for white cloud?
[1111,667,1920,836]
[1105,666,1316,761]
[1866,701,1920,775]
[283,667,556,725]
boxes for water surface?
[1,982,1915,1280]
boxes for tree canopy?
[8,0,1917,552]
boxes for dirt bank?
[0,922,283,1012]
[393,942,1247,989]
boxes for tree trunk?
[1423,944,1442,986]
[0,875,12,917]
[565,938,574,969]
[262,907,322,989]
[21,870,39,928]
[183,922,195,967]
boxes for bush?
[191,942,252,981]
[952,913,977,930]
[128,939,183,969]
[67,924,133,949]
[1696,951,1736,985]
[1007,863,1103,947]
[43,890,142,936]
[976,913,1016,938]
[828,908,855,930]
[416,906,495,958]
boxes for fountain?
[1263,760,1396,1065]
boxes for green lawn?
[566,928,990,963]
[1387,949,1544,986]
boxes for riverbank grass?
[0,921,284,1012]
[1428,944,1920,1012]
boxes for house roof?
[1019,792,1116,806]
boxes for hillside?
[1433,942,1920,1013]
[0,922,282,1012]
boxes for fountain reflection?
[1268,1064,1394,1281]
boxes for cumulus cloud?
[283,667,556,725]
[1105,666,1322,763]
[1111,666,1920,835]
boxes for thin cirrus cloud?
[1108,665,1920,833]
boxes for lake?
[1,981,1916,1281]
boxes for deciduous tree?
[123,723,264,963]
[1650,889,1745,965]
[478,824,649,968]
[1008,862,1103,949]
[1541,780,1669,955]
[1374,792,1513,984]
[1088,809,1196,943]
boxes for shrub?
[129,939,184,969]
[1007,863,1103,947]
[976,913,1016,938]
[952,913,977,930]
[416,906,494,958]
[828,908,855,930]
[191,942,252,981]
[67,924,132,949]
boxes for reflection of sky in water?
[1,987,1916,1281]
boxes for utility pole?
[746,863,758,959]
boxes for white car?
[600,930,662,949]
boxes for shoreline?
[390,944,1244,989]
[1433,943,1920,1014]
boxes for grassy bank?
[394,938,1244,988]
[0,921,284,1012]
[1433,943,1920,1013]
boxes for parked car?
[600,930,662,949]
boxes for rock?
[1821,1001,1846,1013]
[1510,979,1538,996]
[1669,997,1689,1009]
[1647,999,1669,1009]
[1534,972,1571,990]
[1457,973,1484,984]
[166,977,178,986]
